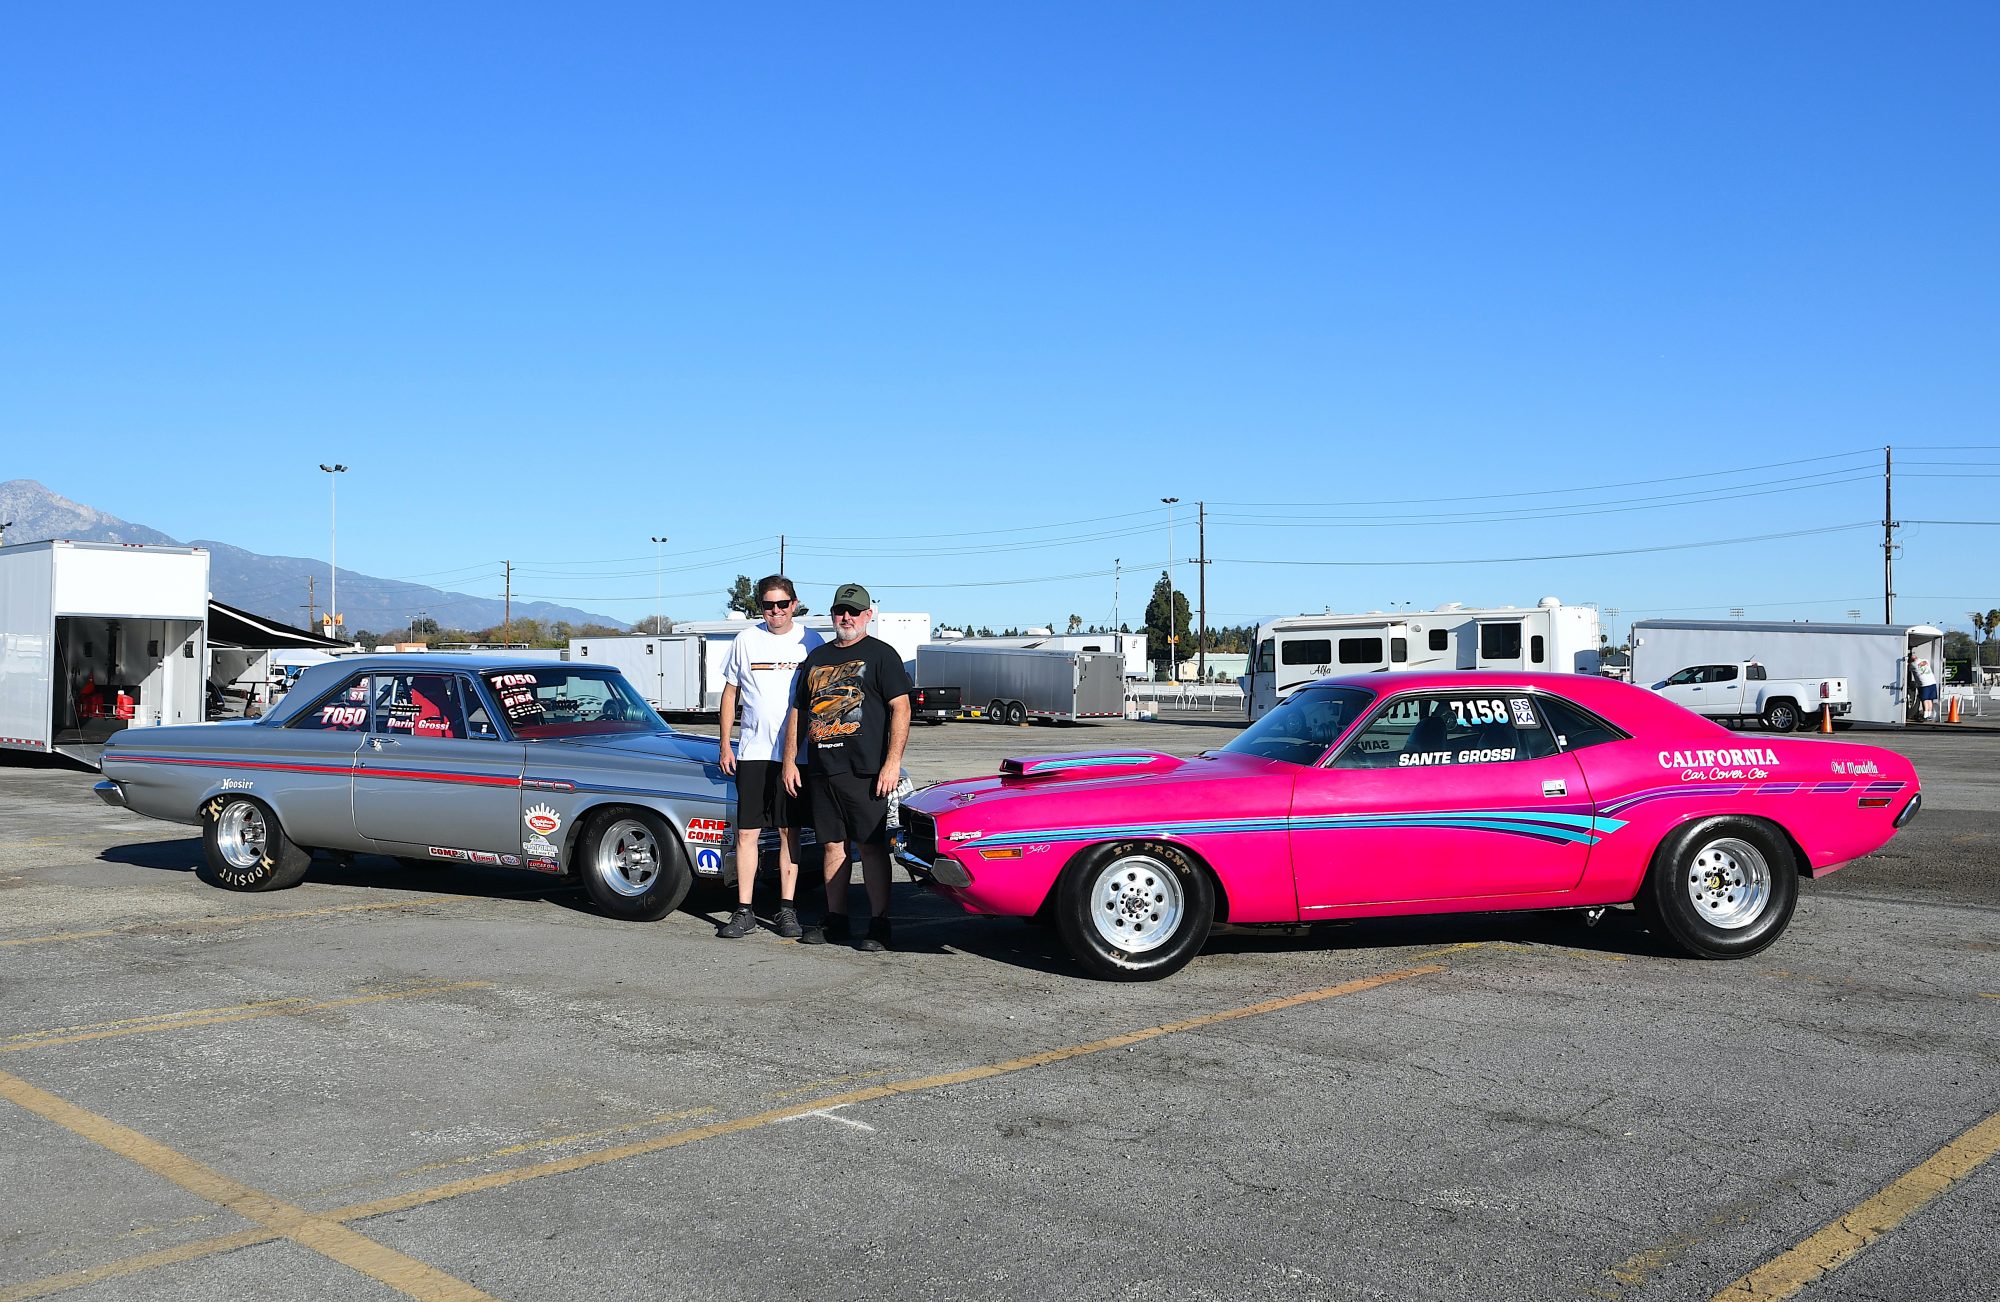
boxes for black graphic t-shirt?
[792,635,913,775]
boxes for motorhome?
[1242,597,1601,720]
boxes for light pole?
[1161,497,1179,683]
[650,536,668,633]
[318,464,347,638]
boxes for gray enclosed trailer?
[914,644,1126,725]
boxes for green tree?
[633,615,673,635]
[1067,613,1083,633]
[725,575,758,618]
[410,616,440,637]
[1144,571,1191,679]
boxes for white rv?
[1629,619,1946,727]
[0,540,210,763]
[1242,597,1602,720]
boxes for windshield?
[1222,685,1375,766]
[481,668,663,739]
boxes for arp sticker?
[687,817,729,845]
[525,803,562,836]
[694,847,724,875]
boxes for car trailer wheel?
[988,699,1006,725]
[1005,701,1027,726]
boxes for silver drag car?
[95,654,737,919]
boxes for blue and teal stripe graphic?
[967,809,1627,850]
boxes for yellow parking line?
[0,897,463,948]
[1709,1108,2000,1300]
[0,1069,498,1302]
[0,961,1447,1300]
[1,984,489,1054]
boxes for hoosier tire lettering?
[198,795,313,893]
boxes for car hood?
[544,731,722,767]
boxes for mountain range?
[0,480,626,635]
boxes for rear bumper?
[92,779,127,808]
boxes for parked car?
[1645,660,1850,731]
[95,654,738,919]
[899,671,1921,980]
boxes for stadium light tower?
[650,535,669,632]
[318,464,347,636]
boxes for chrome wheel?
[1087,853,1183,953]
[594,818,661,897]
[215,801,268,871]
[1684,836,1771,930]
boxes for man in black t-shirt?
[782,582,912,952]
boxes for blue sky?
[4,3,1994,640]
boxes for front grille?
[903,809,938,862]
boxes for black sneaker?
[857,916,891,953]
[801,912,849,946]
[773,905,804,940]
[716,906,758,939]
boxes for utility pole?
[779,534,786,573]
[1113,559,1120,634]
[1882,445,1897,625]
[1195,502,1208,683]
[503,561,513,642]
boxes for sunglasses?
[759,599,793,609]
[831,606,864,617]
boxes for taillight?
[1820,683,1830,699]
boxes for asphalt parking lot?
[2,716,1995,1302]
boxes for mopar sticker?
[687,817,729,845]
[525,803,562,836]
[694,848,724,875]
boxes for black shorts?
[734,761,803,832]
[807,768,889,847]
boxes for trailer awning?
[207,600,348,650]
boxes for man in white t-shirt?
[716,575,823,939]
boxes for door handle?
[369,736,400,751]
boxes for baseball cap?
[832,583,872,611]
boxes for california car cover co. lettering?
[1657,747,1780,769]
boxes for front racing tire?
[198,795,313,892]
[1055,841,1215,981]
[1637,816,1798,958]
[579,808,692,921]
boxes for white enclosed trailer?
[0,540,210,763]
[672,611,933,712]
[1629,619,1946,727]
[568,634,706,712]
[1243,597,1602,720]
[914,644,1126,724]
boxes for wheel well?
[1652,813,1808,879]
[1050,838,1230,924]
[563,802,689,865]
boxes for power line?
[1217,522,1875,567]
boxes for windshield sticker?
[687,817,729,845]
[319,705,368,728]
[1509,699,1538,728]
[1449,698,1510,727]
[525,803,562,836]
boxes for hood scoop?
[999,751,1185,783]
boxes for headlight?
[886,772,916,827]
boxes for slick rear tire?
[198,795,313,892]
[1636,817,1798,959]
[1055,841,1215,981]
[1761,699,1802,732]
[579,808,692,921]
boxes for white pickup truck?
[1648,661,1851,732]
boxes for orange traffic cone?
[1819,704,1833,734]
[1947,695,1962,724]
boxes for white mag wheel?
[214,800,269,872]
[1086,852,1185,954]
[594,817,662,897]
[1682,836,1772,930]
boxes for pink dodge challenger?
[897,672,1922,980]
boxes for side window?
[290,675,373,732]
[1281,639,1332,667]
[1255,639,1275,673]
[1713,665,1738,683]
[1481,624,1523,659]
[1428,629,1448,652]
[1390,637,1408,663]
[1665,667,1701,686]
[1530,635,1545,664]
[1337,637,1382,665]
[1537,695,1627,752]
[1747,664,1767,681]
[375,672,475,740]
[1333,693,1555,769]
